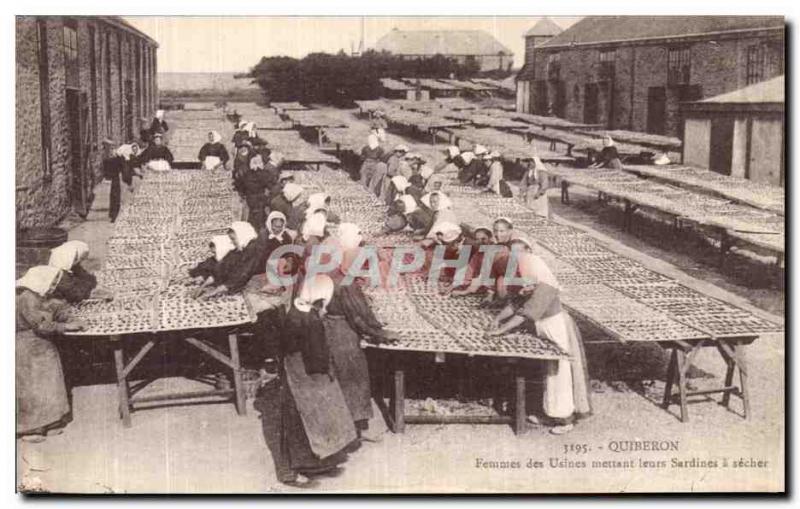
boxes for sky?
[124,16,582,73]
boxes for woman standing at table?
[323,224,397,442]
[520,156,551,219]
[149,110,168,138]
[254,274,356,488]
[138,133,174,170]
[16,266,86,442]
[485,237,592,434]
[198,131,230,170]
[359,134,385,187]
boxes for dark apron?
[324,314,373,423]
[283,352,357,459]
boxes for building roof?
[375,29,513,56]
[380,78,414,91]
[539,16,783,49]
[702,75,784,104]
[105,17,159,47]
[525,17,563,37]
[684,75,784,114]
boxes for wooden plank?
[111,336,132,428]
[229,334,246,416]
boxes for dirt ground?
[16,108,785,494]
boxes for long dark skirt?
[16,331,71,435]
[254,352,356,483]
[324,315,373,423]
[254,379,348,483]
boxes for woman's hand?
[62,320,86,332]
[484,328,502,338]
[189,287,206,299]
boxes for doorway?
[584,83,599,124]
[66,88,91,216]
[647,86,667,134]
[709,117,734,176]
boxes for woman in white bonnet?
[590,135,623,169]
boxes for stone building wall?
[16,16,157,229]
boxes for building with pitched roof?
[517,16,784,137]
[682,75,784,186]
[374,29,514,72]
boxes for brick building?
[517,16,784,137]
[16,16,158,229]
[374,29,514,72]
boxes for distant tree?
[249,50,482,107]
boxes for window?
[37,18,52,180]
[746,41,782,85]
[62,19,79,88]
[599,49,615,80]
[667,46,691,86]
[547,53,560,81]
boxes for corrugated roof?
[701,75,784,104]
[540,16,783,49]
[525,17,563,37]
[375,29,513,56]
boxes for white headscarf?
[460,151,476,164]
[210,235,236,262]
[446,146,460,158]
[473,145,488,156]
[302,211,327,241]
[49,241,89,272]
[245,122,257,138]
[209,131,222,144]
[115,144,136,160]
[425,174,445,192]
[420,165,434,180]
[391,175,411,193]
[654,153,671,165]
[421,191,453,211]
[266,210,288,239]
[66,240,90,263]
[399,194,417,215]
[367,134,379,150]
[494,216,514,229]
[432,221,462,243]
[17,265,63,297]
[156,110,165,120]
[337,223,363,250]
[294,274,335,313]
[602,136,615,148]
[306,193,330,214]
[517,249,560,290]
[282,183,304,203]
[229,221,258,250]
